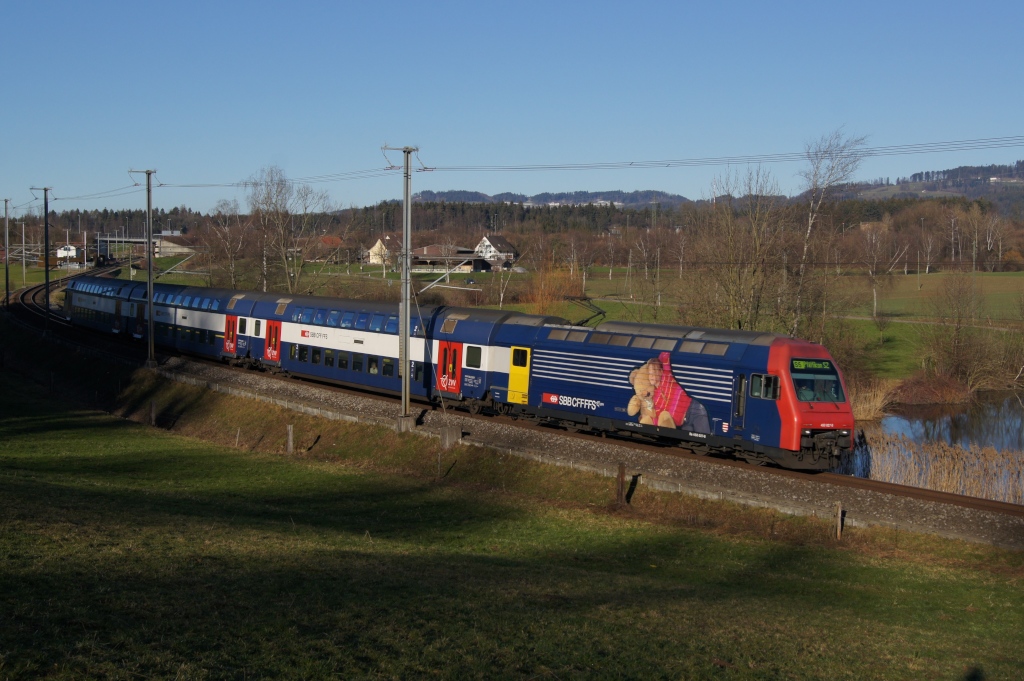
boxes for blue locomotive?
[64,275,853,470]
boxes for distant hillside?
[413,189,691,208]
[851,160,1024,216]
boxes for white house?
[473,235,519,268]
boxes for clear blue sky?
[3,0,1023,216]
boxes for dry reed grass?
[848,378,901,421]
[852,432,1024,504]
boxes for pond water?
[880,391,1024,453]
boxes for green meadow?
[1,364,1022,679]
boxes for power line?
[425,136,1024,173]
[11,134,1024,208]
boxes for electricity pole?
[4,198,9,309]
[30,187,52,329]
[130,169,157,368]
[383,145,418,423]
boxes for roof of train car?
[595,320,786,347]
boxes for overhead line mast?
[383,145,418,425]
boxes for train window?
[338,351,349,370]
[414,362,423,382]
[174,295,183,305]
[290,344,298,361]
[382,358,394,377]
[313,309,327,324]
[239,318,247,335]
[653,339,676,351]
[680,341,704,353]
[301,308,315,323]
[324,349,334,367]
[183,296,192,308]
[764,376,779,399]
[352,353,364,372]
[750,374,764,399]
[212,300,220,311]
[631,337,655,349]
[340,312,355,329]
[326,310,341,327]
[412,318,423,336]
[466,345,482,368]
[566,331,588,342]
[702,343,728,356]
[298,345,309,362]
[512,348,528,367]
[312,348,321,365]
[254,320,261,336]
[369,314,385,332]
[608,335,631,347]
[355,313,369,330]
[440,319,458,334]
[384,315,399,334]
[202,298,212,310]
[275,300,290,316]
[368,356,379,375]
[588,333,610,344]
[227,295,244,311]
[547,329,569,341]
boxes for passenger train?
[63,275,854,470]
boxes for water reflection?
[881,391,1024,453]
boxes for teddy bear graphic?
[627,352,711,433]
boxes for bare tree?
[247,165,333,294]
[247,166,290,292]
[792,129,866,335]
[285,184,333,293]
[860,219,908,318]
[204,199,250,288]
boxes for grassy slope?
[1,366,1023,678]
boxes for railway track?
[8,277,1024,531]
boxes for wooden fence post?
[834,501,843,540]
[287,424,294,454]
[616,463,626,506]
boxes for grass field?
[1,353,1023,678]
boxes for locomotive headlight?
[802,429,811,435]
[840,430,849,435]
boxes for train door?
[729,374,747,434]
[132,303,145,338]
[224,315,238,355]
[436,340,463,394]
[508,346,531,404]
[112,300,122,333]
[264,320,282,363]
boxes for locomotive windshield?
[790,358,845,403]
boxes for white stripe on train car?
[533,349,635,389]
[284,323,426,362]
[672,363,734,403]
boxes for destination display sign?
[791,359,833,371]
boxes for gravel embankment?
[159,357,1024,551]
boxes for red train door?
[435,340,463,394]
[264,320,282,362]
[224,315,238,354]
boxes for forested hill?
[414,189,691,207]
[854,160,1024,216]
